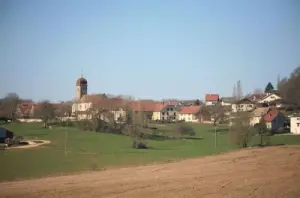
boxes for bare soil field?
[1,145,300,198]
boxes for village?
[7,74,299,135]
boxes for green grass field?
[1,122,300,181]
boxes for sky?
[0,0,299,102]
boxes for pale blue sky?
[0,0,299,102]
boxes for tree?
[172,123,196,139]
[3,93,20,121]
[201,104,226,148]
[194,99,201,106]
[254,118,269,146]
[121,102,148,149]
[229,112,254,148]
[236,80,243,100]
[36,101,55,128]
[264,82,274,93]
[253,88,263,94]
[278,66,300,105]
[232,84,237,100]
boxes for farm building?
[290,117,300,134]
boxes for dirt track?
[1,146,300,198]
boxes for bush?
[172,123,196,139]
[132,139,148,149]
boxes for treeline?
[278,66,300,105]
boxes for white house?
[232,98,255,113]
[258,93,281,104]
[179,106,201,122]
[290,117,300,134]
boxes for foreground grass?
[0,123,299,181]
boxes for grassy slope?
[0,123,299,181]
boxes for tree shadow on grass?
[142,134,203,141]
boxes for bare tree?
[201,104,226,148]
[3,93,20,121]
[253,118,270,146]
[36,101,55,128]
[253,88,263,94]
[229,112,254,148]
[278,66,300,105]
[232,84,237,100]
[236,80,243,100]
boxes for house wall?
[250,116,261,126]
[161,105,178,121]
[205,101,217,106]
[152,111,161,121]
[270,113,285,132]
[179,113,198,122]
[232,103,255,112]
[72,102,92,114]
[221,101,232,106]
[290,117,300,134]
[259,94,281,103]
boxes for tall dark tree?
[194,99,201,106]
[264,82,274,93]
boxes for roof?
[221,97,234,103]
[76,77,87,86]
[179,106,201,114]
[130,101,165,112]
[235,98,255,104]
[246,93,266,101]
[79,94,106,103]
[205,94,219,102]
[263,109,280,122]
[260,93,281,101]
[252,107,270,117]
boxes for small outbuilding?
[290,117,300,134]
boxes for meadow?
[1,122,300,181]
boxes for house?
[290,117,300,134]
[232,98,255,113]
[263,109,285,132]
[220,97,234,106]
[258,93,282,104]
[205,94,219,106]
[178,106,201,122]
[160,103,179,121]
[151,103,165,121]
[249,107,270,126]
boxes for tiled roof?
[205,94,219,102]
[179,106,201,114]
[252,107,270,117]
[263,109,279,122]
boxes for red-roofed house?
[205,94,219,106]
[179,106,201,122]
[263,109,285,132]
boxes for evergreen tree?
[264,82,274,93]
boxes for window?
[162,112,165,115]
[167,112,169,116]
[170,108,173,111]
[166,108,169,111]
[174,112,176,116]
[162,117,165,120]
[297,123,300,127]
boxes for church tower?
[76,75,88,100]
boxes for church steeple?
[76,72,88,100]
